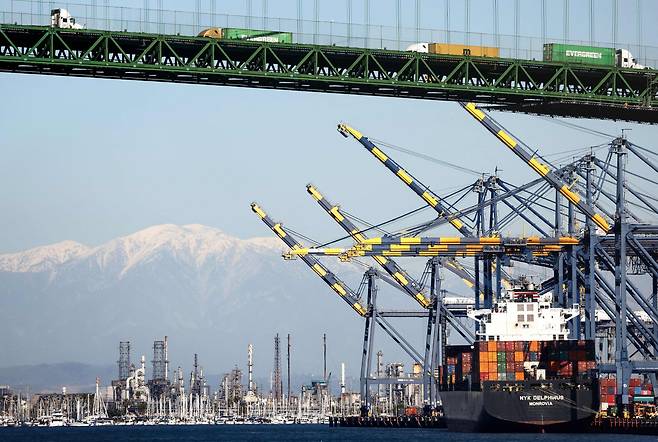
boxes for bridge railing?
[2,0,657,68]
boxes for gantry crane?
[337,122,511,308]
[307,184,431,309]
[460,102,612,234]
[251,203,367,316]
[252,202,472,411]
[289,235,580,259]
[456,104,658,410]
[337,124,472,236]
[307,183,482,294]
[306,183,478,408]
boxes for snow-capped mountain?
[0,224,371,378]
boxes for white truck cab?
[616,48,645,69]
[50,9,83,29]
[405,42,429,53]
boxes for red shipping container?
[601,378,615,387]
[405,407,418,416]
[497,342,505,351]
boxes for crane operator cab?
[51,9,84,29]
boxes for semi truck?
[197,27,292,44]
[543,43,646,69]
[50,9,83,29]
[405,42,499,57]
[407,41,647,69]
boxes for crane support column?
[423,258,442,412]
[422,261,436,411]
[475,179,485,310]
[567,193,580,339]
[430,260,445,400]
[488,176,503,303]
[654,275,658,359]
[360,271,378,417]
[584,155,597,340]
[554,190,565,307]
[612,138,631,410]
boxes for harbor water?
[2,425,658,441]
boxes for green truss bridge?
[1,24,657,123]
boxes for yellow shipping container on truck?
[428,43,500,57]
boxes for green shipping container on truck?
[543,43,615,66]
[222,28,293,44]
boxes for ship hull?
[441,380,597,433]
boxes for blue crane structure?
[254,103,658,415]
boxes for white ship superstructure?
[468,278,578,342]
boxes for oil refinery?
[1,334,386,426]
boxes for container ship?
[439,279,599,432]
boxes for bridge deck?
[1,25,657,123]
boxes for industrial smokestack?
[273,334,282,402]
[323,333,327,382]
[248,344,254,393]
[164,336,169,381]
[118,341,131,381]
[340,362,346,394]
[287,334,291,410]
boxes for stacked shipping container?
[599,376,655,410]
[442,345,474,386]
[476,341,529,382]
[599,377,617,410]
[630,378,654,404]
[474,340,595,383]
[441,340,596,388]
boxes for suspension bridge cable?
[539,117,617,139]
[369,138,483,176]
[314,204,432,248]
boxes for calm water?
[1,425,656,442]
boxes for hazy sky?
[1,0,658,252]
[1,0,658,386]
